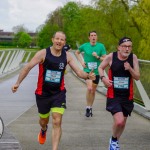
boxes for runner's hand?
[88,69,96,80]
[81,62,87,68]
[11,84,19,93]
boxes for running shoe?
[38,125,48,144]
[85,108,93,117]
[109,138,120,150]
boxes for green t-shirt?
[79,42,106,75]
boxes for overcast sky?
[0,0,91,32]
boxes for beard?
[122,52,130,58]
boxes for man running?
[11,31,95,150]
[75,31,106,117]
[98,37,140,150]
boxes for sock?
[112,136,118,141]
[86,106,90,109]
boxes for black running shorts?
[106,97,134,117]
[35,90,66,115]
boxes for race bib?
[87,62,97,70]
[45,70,61,83]
[114,77,129,89]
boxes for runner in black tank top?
[11,31,96,149]
[98,37,140,150]
[108,51,133,99]
[35,46,67,96]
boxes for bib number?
[87,62,97,70]
[114,77,129,89]
[45,70,61,83]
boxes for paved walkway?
[0,66,150,150]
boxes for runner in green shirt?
[75,31,107,117]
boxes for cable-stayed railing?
[0,49,36,77]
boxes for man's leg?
[112,112,127,139]
[109,112,127,150]
[85,80,97,117]
[51,112,63,150]
[86,80,98,106]
[38,115,49,144]
[39,117,49,130]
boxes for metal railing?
[0,49,36,77]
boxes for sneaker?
[109,138,120,150]
[85,108,93,117]
[38,126,48,144]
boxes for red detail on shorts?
[129,78,133,100]
[107,69,114,98]
[35,64,44,95]
[60,76,65,91]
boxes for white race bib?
[87,62,97,70]
[114,77,129,89]
[45,70,61,83]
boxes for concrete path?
[0,66,150,150]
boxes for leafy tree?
[130,0,150,60]
[13,32,32,48]
[12,24,29,34]
[17,32,32,48]
[37,8,62,48]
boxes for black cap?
[63,44,71,51]
[118,37,132,45]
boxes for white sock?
[86,106,90,109]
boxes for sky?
[0,0,91,32]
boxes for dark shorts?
[35,90,66,115]
[106,97,134,117]
[93,75,100,84]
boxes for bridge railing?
[0,49,36,77]
[70,51,150,111]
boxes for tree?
[12,24,29,34]
[13,32,31,48]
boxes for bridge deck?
[0,66,150,150]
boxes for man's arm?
[75,50,86,68]
[92,52,107,61]
[67,52,95,80]
[11,49,45,93]
[98,53,113,87]
[124,54,140,80]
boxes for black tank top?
[107,52,133,99]
[35,47,67,96]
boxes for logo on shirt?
[59,63,65,69]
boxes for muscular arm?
[12,49,46,92]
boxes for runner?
[75,31,106,117]
[11,31,95,150]
[98,37,140,150]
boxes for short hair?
[118,37,132,45]
[53,31,66,40]
[88,31,97,36]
